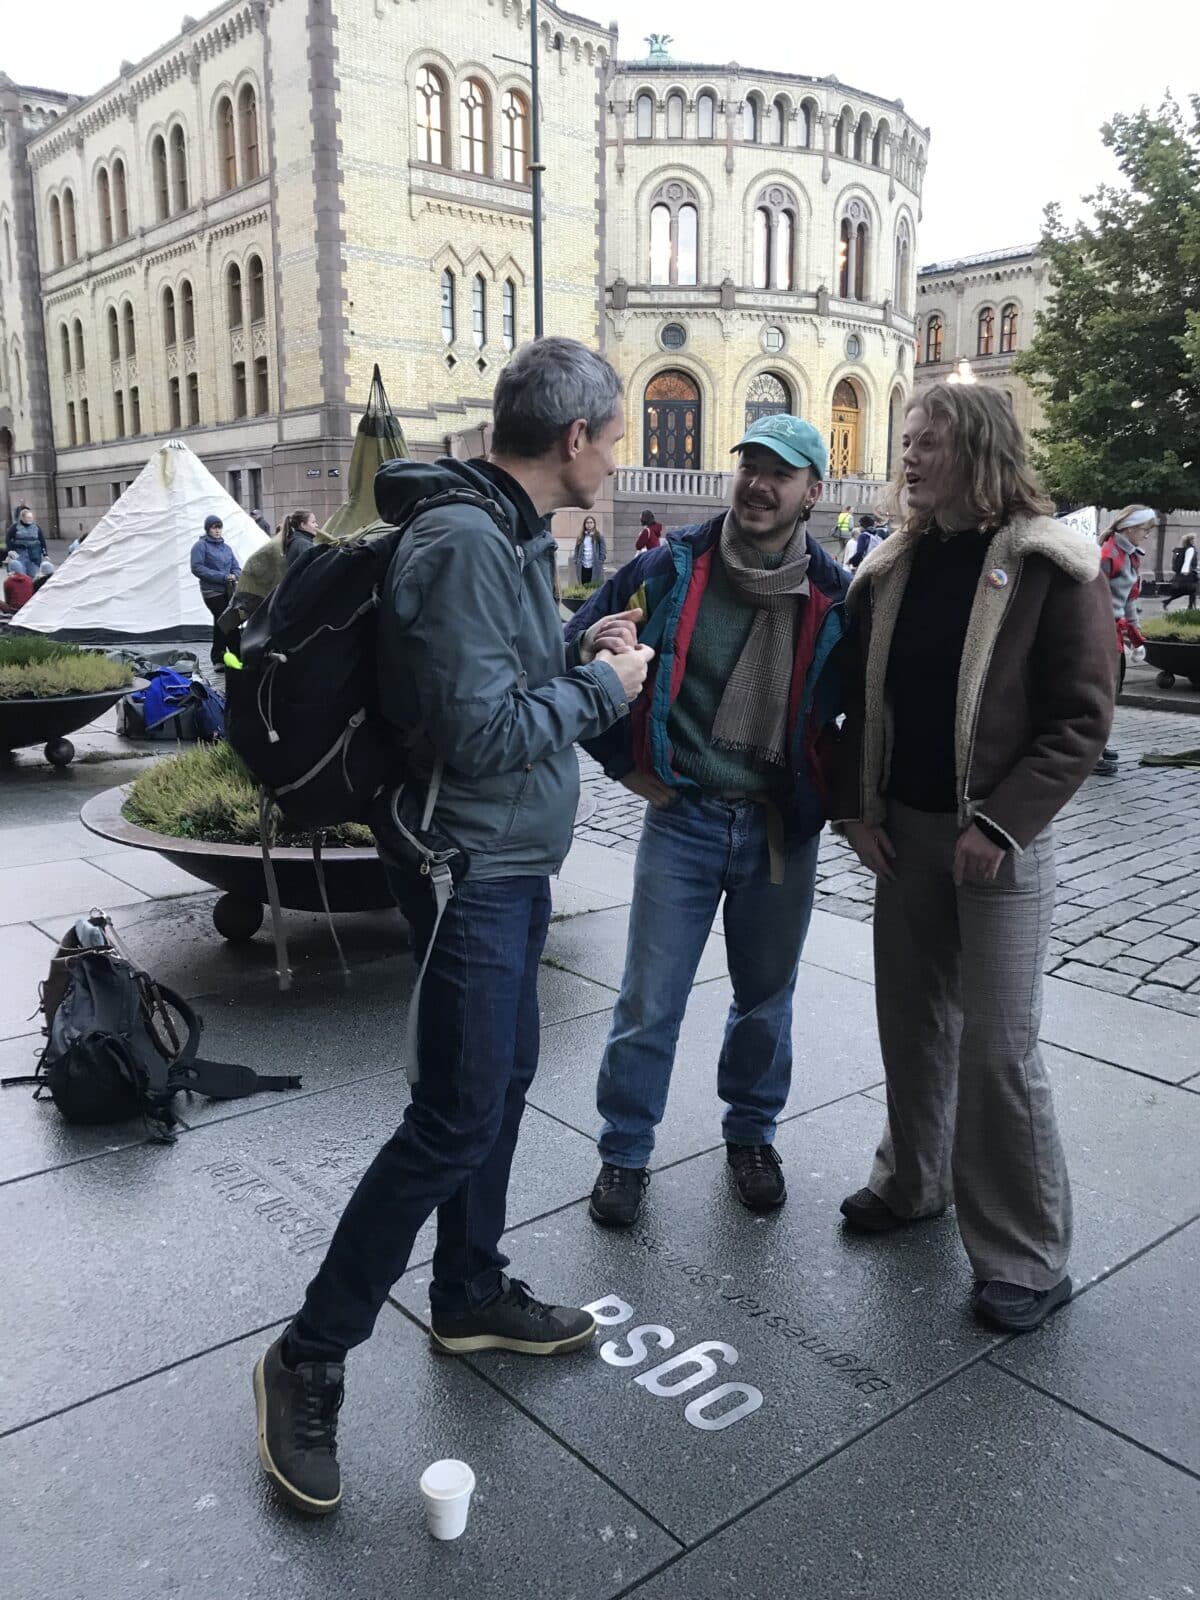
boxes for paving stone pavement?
[579,705,1200,1015]
[2,706,1199,1598]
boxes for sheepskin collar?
[853,514,1100,594]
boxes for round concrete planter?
[80,783,395,942]
[0,689,128,767]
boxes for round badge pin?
[986,567,1009,589]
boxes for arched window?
[649,180,699,286]
[169,375,182,430]
[834,107,852,157]
[837,200,870,300]
[97,167,113,248]
[60,323,72,375]
[217,95,237,189]
[80,398,91,443]
[799,99,817,149]
[762,98,779,145]
[107,306,120,362]
[830,379,861,476]
[472,274,486,348]
[187,372,200,425]
[501,90,529,183]
[3,218,11,279]
[226,263,242,330]
[743,94,761,142]
[113,159,129,238]
[416,67,448,166]
[72,318,85,371]
[502,278,516,350]
[459,78,490,175]
[854,113,870,162]
[666,92,684,139]
[925,313,943,364]
[114,389,125,438]
[872,119,889,168]
[894,218,911,312]
[254,356,270,415]
[66,401,77,447]
[745,371,792,428]
[122,300,136,358]
[635,91,654,139]
[440,268,456,344]
[886,386,905,475]
[181,278,195,341]
[248,254,265,322]
[168,126,188,213]
[163,287,177,348]
[696,92,716,139]
[151,135,170,221]
[977,306,995,356]
[239,84,260,181]
[643,370,701,469]
[1000,302,1019,353]
[752,186,797,291]
[62,188,78,261]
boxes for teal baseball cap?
[731,414,828,480]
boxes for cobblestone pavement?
[577,705,1200,1016]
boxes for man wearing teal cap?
[566,414,850,1225]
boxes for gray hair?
[491,337,623,458]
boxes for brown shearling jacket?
[830,513,1116,850]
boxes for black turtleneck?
[885,527,996,814]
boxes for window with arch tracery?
[743,95,761,142]
[48,196,63,267]
[248,254,266,323]
[226,264,243,330]
[181,279,195,342]
[697,91,716,139]
[151,136,169,221]
[649,181,699,286]
[62,188,78,261]
[459,78,490,175]
[501,90,529,183]
[977,307,995,356]
[837,200,870,301]
[97,167,113,248]
[218,96,237,190]
[745,371,792,428]
[1000,302,1019,353]
[239,84,260,181]
[113,159,129,238]
[72,318,85,371]
[59,323,72,376]
[169,126,189,212]
[163,287,177,348]
[416,67,447,166]
[122,300,136,358]
[666,92,684,139]
[107,307,120,362]
[893,219,911,313]
[635,91,654,139]
[752,186,797,291]
[925,313,943,364]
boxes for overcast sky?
[5,0,1195,262]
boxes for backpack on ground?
[1,913,300,1143]
[116,669,225,742]
[223,482,513,1020]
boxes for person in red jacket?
[635,509,663,550]
[2,569,34,612]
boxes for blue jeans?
[291,873,551,1360]
[597,797,820,1168]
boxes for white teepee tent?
[15,440,269,642]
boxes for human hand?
[579,608,643,664]
[953,823,1006,886]
[844,820,896,881]
[596,642,656,703]
[620,770,676,809]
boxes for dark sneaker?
[430,1275,597,1356]
[727,1142,786,1210]
[589,1162,650,1227]
[253,1333,344,1515]
[1094,749,1119,776]
[973,1275,1072,1333]
[840,1187,947,1233]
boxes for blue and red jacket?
[566,515,851,840]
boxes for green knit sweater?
[667,551,791,797]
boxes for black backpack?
[1,915,301,1143]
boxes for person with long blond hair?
[831,384,1115,1334]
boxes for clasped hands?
[578,608,673,807]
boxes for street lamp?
[946,358,977,385]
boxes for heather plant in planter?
[0,637,132,699]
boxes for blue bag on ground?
[116,669,225,742]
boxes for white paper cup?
[420,1458,475,1541]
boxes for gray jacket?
[376,458,627,879]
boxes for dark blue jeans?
[291,873,551,1360]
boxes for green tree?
[1016,95,1200,512]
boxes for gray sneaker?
[253,1334,344,1514]
[430,1275,597,1356]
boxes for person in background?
[234,510,320,623]
[2,567,34,613]
[189,514,241,671]
[1163,534,1198,611]
[833,383,1114,1335]
[32,559,55,594]
[251,508,273,535]
[1095,505,1154,775]
[6,506,48,578]
[848,513,883,571]
[636,509,664,551]
[573,514,607,586]
[836,505,854,541]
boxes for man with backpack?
[252,337,653,1515]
